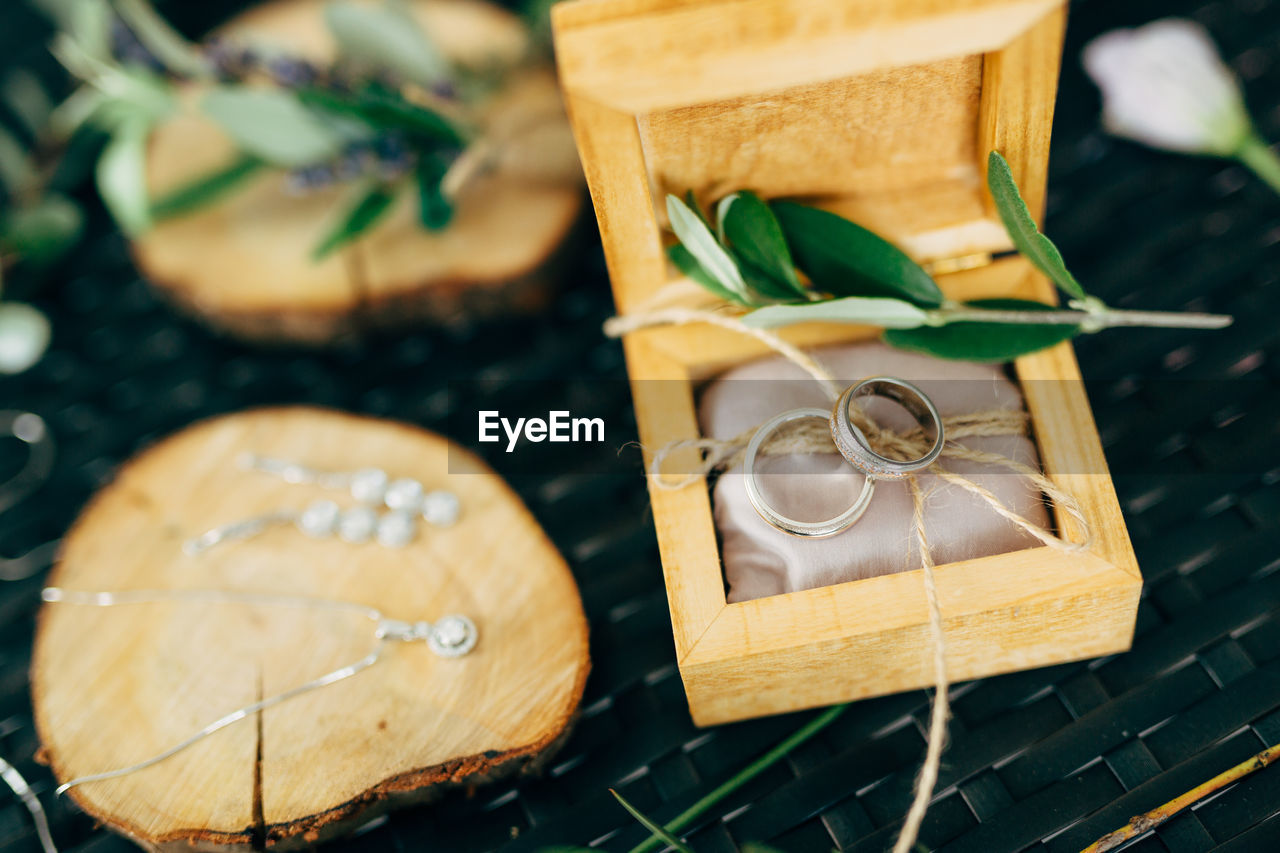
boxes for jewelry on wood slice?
[31,407,590,850]
[134,0,584,345]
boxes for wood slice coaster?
[136,0,584,345]
[32,408,590,849]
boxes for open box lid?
[552,0,1068,314]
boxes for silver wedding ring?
[829,377,944,481]
[742,408,875,538]
[742,378,945,537]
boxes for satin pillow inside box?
[699,342,1051,603]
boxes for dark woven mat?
[3,0,1280,850]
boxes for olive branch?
[666,151,1232,361]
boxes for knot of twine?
[605,305,1092,853]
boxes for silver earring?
[183,455,461,555]
[238,453,461,526]
[183,503,422,554]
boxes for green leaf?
[610,789,695,853]
[68,0,113,65]
[312,183,400,260]
[151,155,264,221]
[738,261,803,303]
[685,190,710,228]
[415,153,452,230]
[202,87,344,168]
[742,845,788,853]
[3,69,54,137]
[96,120,151,235]
[111,68,177,123]
[719,191,807,300]
[771,201,943,307]
[0,302,52,375]
[0,195,84,265]
[324,0,450,88]
[884,298,1079,362]
[666,193,747,300]
[668,243,746,305]
[114,0,212,78]
[0,125,34,196]
[297,86,463,145]
[742,295,930,329]
[986,151,1086,301]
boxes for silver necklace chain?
[41,586,478,794]
[0,753,57,853]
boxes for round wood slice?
[31,408,590,850]
[135,0,584,345]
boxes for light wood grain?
[557,0,1137,726]
[554,0,1060,113]
[136,0,583,345]
[555,0,1069,305]
[32,408,589,848]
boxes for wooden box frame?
[553,0,1142,726]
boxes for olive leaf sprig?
[667,151,1232,361]
[45,0,486,259]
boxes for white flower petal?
[1083,18,1251,155]
[0,302,51,374]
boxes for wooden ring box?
[551,0,1141,726]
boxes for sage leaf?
[0,302,52,375]
[884,297,1079,362]
[114,0,212,78]
[719,190,808,300]
[743,295,930,329]
[325,0,450,88]
[96,120,151,235]
[0,195,84,265]
[88,68,175,128]
[415,153,452,230]
[151,155,263,221]
[202,87,344,167]
[3,70,54,137]
[772,200,944,307]
[0,126,33,196]
[668,243,747,305]
[666,193,747,300]
[312,183,400,260]
[987,151,1086,301]
[68,0,113,65]
[298,86,463,145]
[609,789,694,853]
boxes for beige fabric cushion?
[699,342,1050,602]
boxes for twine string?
[604,306,1092,851]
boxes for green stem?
[628,704,848,853]
[1236,133,1280,195]
[929,306,1232,330]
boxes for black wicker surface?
[3,0,1280,850]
